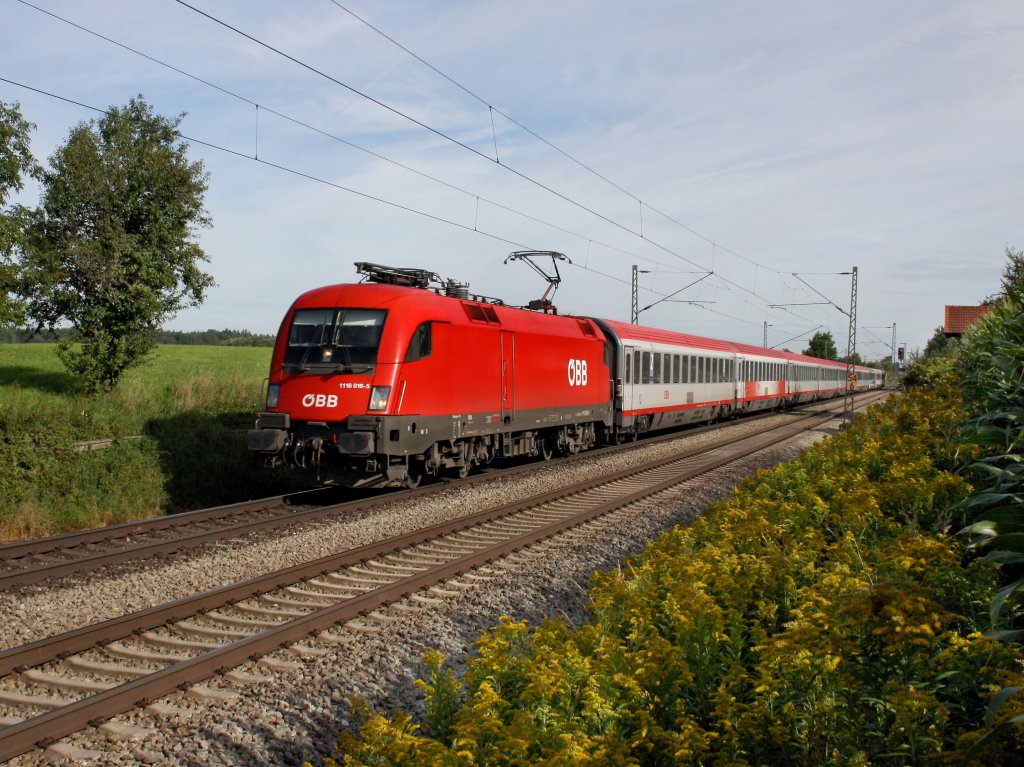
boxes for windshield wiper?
[297,319,331,372]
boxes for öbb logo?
[567,359,588,387]
[302,393,339,408]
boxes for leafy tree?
[999,246,1024,297]
[0,100,40,326]
[923,325,954,358]
[803,330,837,360]
[21,96,214,392]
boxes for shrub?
[323,385,1024,766]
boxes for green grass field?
[0,343,302,540]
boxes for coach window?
[642,352,651,384]
[664,354,672,384]
[404,322,432,362]
[624,352,631,385]
[673,355,681,384]
[634,351,641,384]
[652,352,661,383]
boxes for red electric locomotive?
[248,260,885,488]
[248,263,613,487]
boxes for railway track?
[0,389,887,591]
[0,389,888,763]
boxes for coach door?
[500,331,515,420]
[621,347,636,415]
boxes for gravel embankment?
[4,409,857,766]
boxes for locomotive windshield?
[284,308,386,372]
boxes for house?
[944,305,992,337]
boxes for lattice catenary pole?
[843,266,858,423]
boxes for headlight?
[267,383,280,409]
[368,386,391,411]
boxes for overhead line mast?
[843,266,858,423]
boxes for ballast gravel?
[2,409,862,766]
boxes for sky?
[2,0,1022,359]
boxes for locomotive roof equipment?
[503,250,571,314]
[355,262,440,289]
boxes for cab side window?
[404,322,432,362]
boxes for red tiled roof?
[944,305,991,336]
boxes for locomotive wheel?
[539,437,554,461]
[405,462,423,489]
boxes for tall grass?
[0,343,299,540]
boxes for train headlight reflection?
[368,386,391,411]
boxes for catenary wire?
[171,0,712,274]
[0,76,775,330]
[326,0,792,279]
[320,2,852,325]
[14,0,828,333]
[12,0,668,274]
